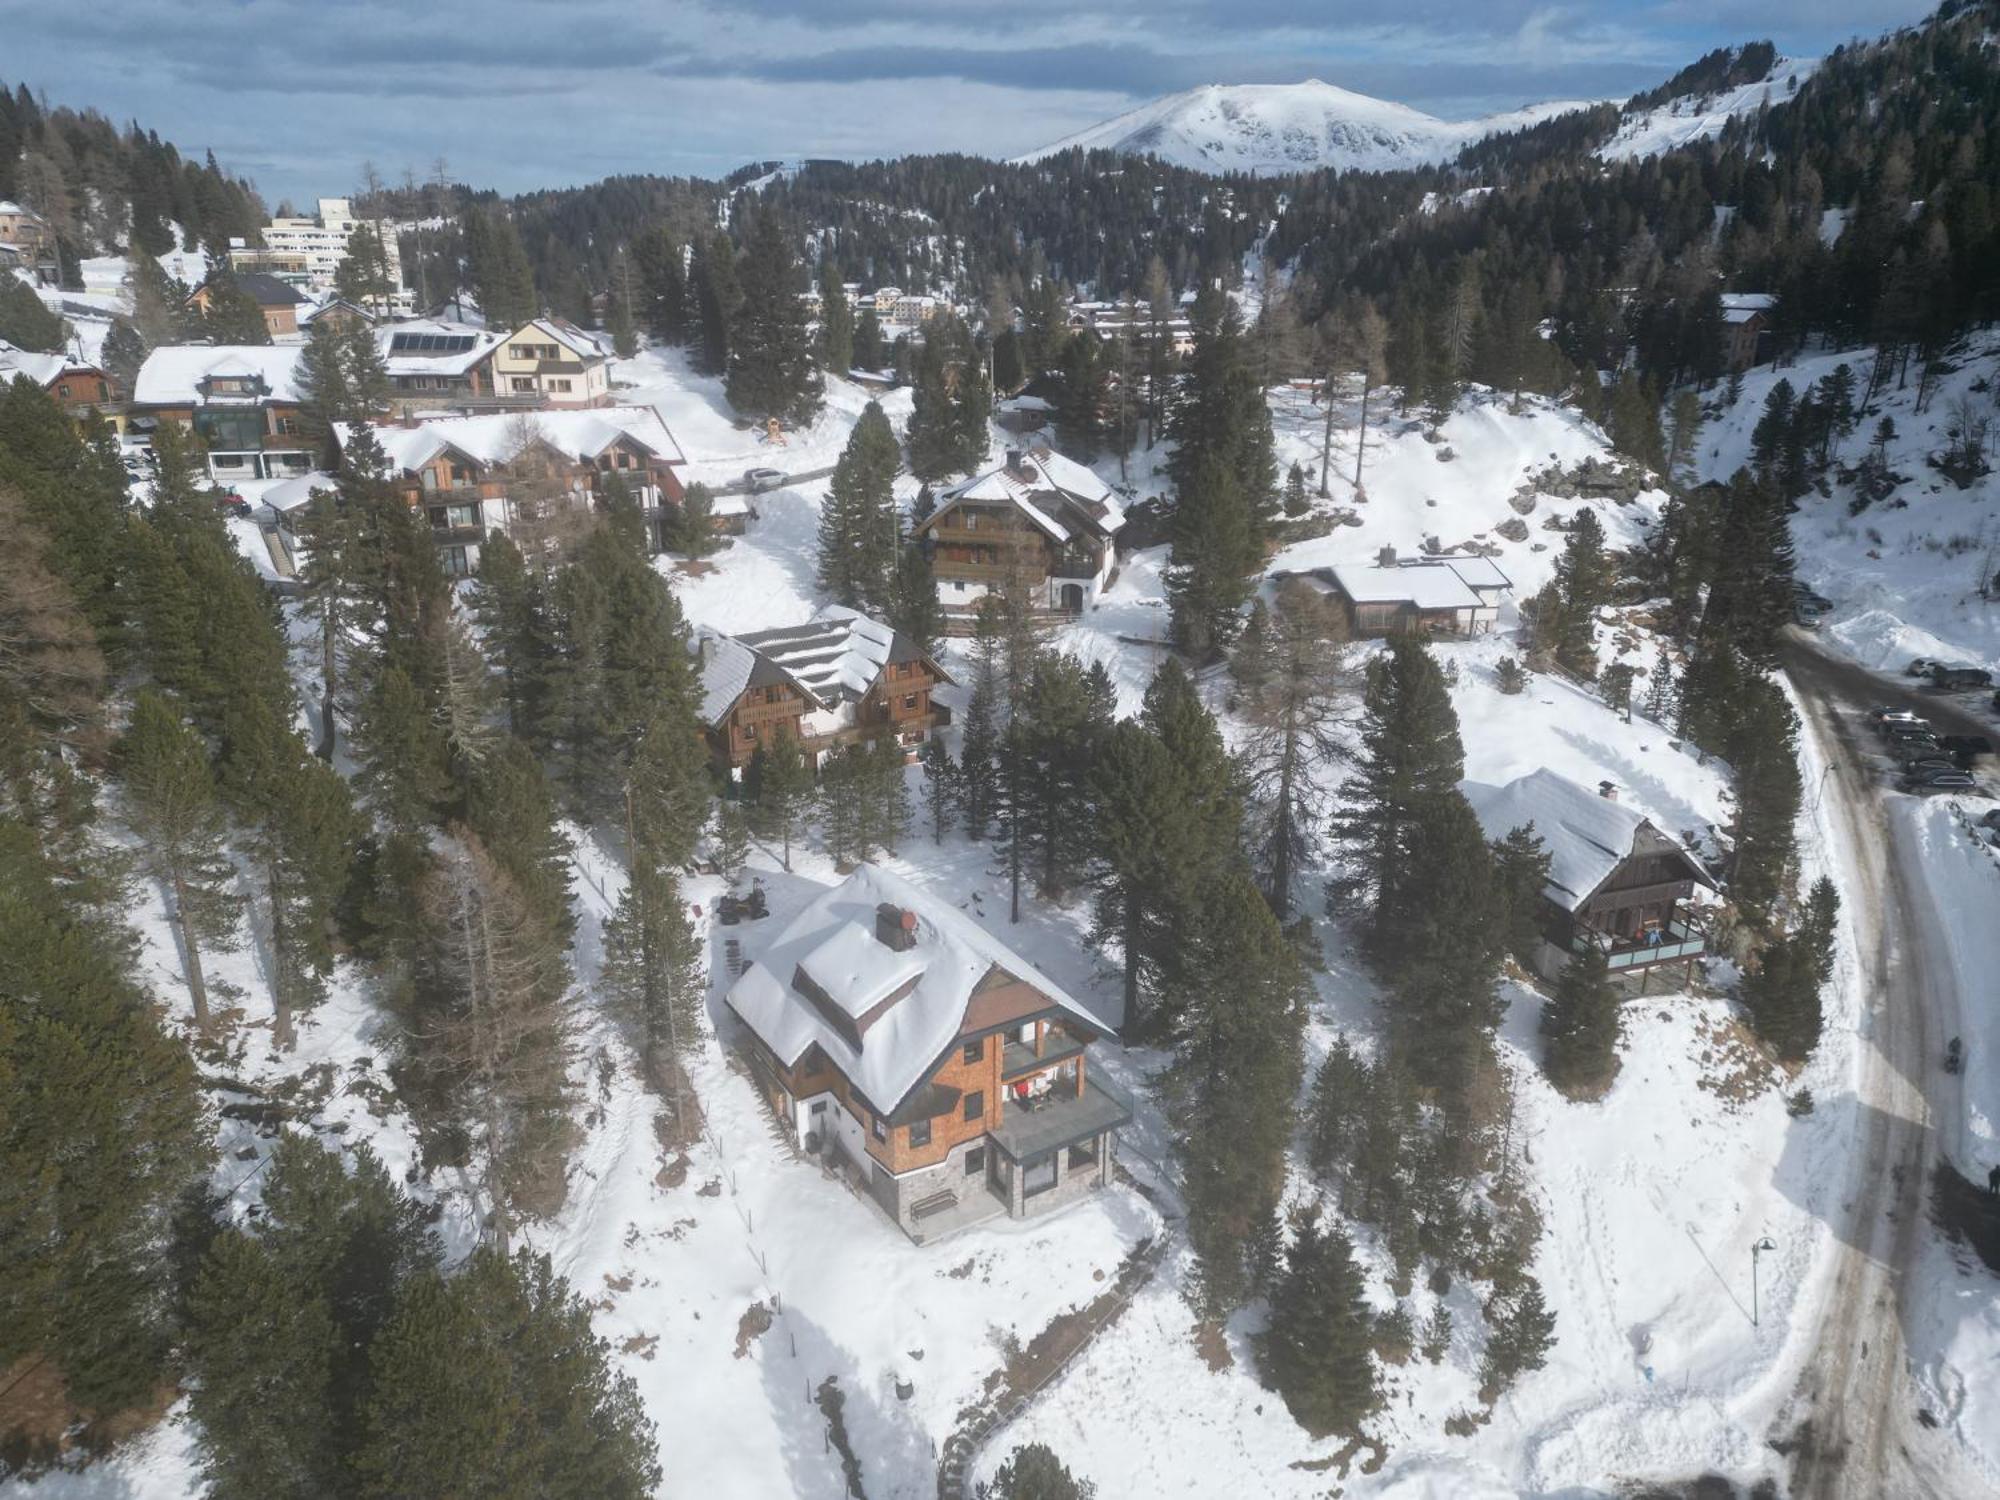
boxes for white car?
[743,467,785,493]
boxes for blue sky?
[0,0,1940,202]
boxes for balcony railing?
[1575,918,1706,971]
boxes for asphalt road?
[1778,634,1993,1500]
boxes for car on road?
[1930,664,1995,691]
[1902,768,1978,794]
[742,467,785,493]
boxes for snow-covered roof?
[133,344,303,406]
[696,604,948,727]
[510,316,610,361]
[337,405,687,474]
[0,339,72,387]
[1461,769,1710,912]
[1720,293,1777,324]
[1327,563,1483,611]
[261,472,334,514]
[377,319,506,376]
[933,444,1126,543]
[1405,555,1512,591]
[0,200,43,219]
[725,864,1104,1113]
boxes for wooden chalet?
[0,340,120,426]
[1721,293,1776,372]
[697,605,952,770]
[1310,554,1511,638]
[131,345,314,482]
[1464,769,1716,984]
[727,865,1130,1242]
[916,444,1126,626]
[333,405,687,576]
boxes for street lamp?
[1751,1236,1777,1327]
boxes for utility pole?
[1751,1235,1776,1327]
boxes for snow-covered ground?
[1599,56,1819,162]
[5,353,1925,1498]
[1698,329,2000,677]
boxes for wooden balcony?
[1575,918,1706,971]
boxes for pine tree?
[465,735,575,941]
[464,206,537,328]
[1551,509,1611,679]
[817,402,901,610]
[1480,1278,1556,1400]
[919,736,957,843]
[859,735,913,860]
[1166,450,1260,659]
[1641,649,1678,725]
[1168,872,1306,1317]
[118,690,237,1028]
[981,1443,1094,1500]
[1237,580,1350,915]
[1282,461,1309,518]
[601,858,705,1121]
[748,726,812,870]
[466,532,552,740]
[713,799,751,886]
[906,312,989,480]
[689,230,740,377]
[1020,652,1113,899]
[1257,1207,1382,1438]
[727,205,823,426]
[1332,637,1465,919]
[1055,329,1109,460]
[889,538,943,653]
[354,1250,660,1498]
[853,303,884,371]
[1599,660,1637,717]
[1489,824,1553,972]
[818,742,865,867]
[1541,945,1621,1095]
[818,260,854,374]
[632,226,687,343]
[294,320,352,460]
[1495,655,1527,694]
[197,271,275,344]
[417,832,575,1249]
[959,620,1002,841]
[0,819,207,1418]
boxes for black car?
[1884,725,1942,750]
[1939,734,1995,768]
[1930,664,1994,692]
[1903,768,1978,793]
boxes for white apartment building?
[231,197,411,311]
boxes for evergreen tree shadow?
[756,1304,936,1500]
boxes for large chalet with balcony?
[131,345,314,482]
[330,405,687,575]
[727,865,1130,1242]
[916,444,1126,625]
[1463,769,1716,985]
[697,605,952,771]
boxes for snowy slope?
[1599,55,1817,162]
[1696,329,2000,677]
[2,355,1901,1500]
[1019,82,1598,176]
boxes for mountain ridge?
[1016,80,1603,175]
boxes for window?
[510,377,535,393]
[422,469,439,492]
[451,464,470,484]
[550,378,573,393]
[908,1119,931,1148]
[903,694,918,711]
[871,1115,886,1142]
[964,1146,985,1176]
[55,383,68,399]
[962,1090,983,1122]
[962,1039,984,1065]
[1023,1156,1057,1197]
[1068,1138,1097,1171]
[440,545,471,577]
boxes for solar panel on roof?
[389,333,478,354]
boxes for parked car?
[215,491,252,519]
[742,467,785,493]
[1907,657,1943,677]
[1872,708,1927,732]
[1930,664,1995,692]
[1939,734,1995,768]
[1792,582,1835,612]
[1793,603,1825,629]
[1899,752,1958,774]
[1884,724,1941,749]
[1903,768,1978,793]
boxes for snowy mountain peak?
[1018,81,1601,176]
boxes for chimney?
[1599,781,1619,801]
[1376,543,1398,567]
[1004,447,1025,477]
[875,902,918,952]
